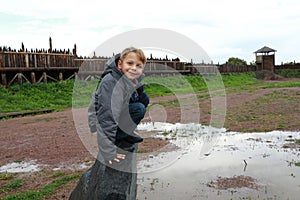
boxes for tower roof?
[254,46,276,54]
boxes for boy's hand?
[108,153,126,164]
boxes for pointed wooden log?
[31,72,36,83]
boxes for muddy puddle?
[136,122,300,199]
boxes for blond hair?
[120,47,147,64]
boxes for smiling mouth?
[128,72,137,76]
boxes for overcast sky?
[1,0,300,64]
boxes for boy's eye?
[127,61,133,65]
[136,65,143,69]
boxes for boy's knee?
[129,103,146,122]
[134,103,146,116]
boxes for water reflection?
[137,122,300,199]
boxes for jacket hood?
[101,53,122,78]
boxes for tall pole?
[49,37,52,53]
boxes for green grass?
[144,72,258,97]
[0,72,298,114]
[7,179,22,190]
[50,172,65,178]
[137,149,146,153]
[0,174,14,181]
[0,179,22,194]
[143,75,200,97]
[276,69,300,78]
[1,174,80,200]
[0,80,74,113]
[260,81,300,89]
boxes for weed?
[260,81,300,89]
[1,174,80,200]
[137,149,146,153]
[162,132,169,136]
[150,178,159,191]
[0,173,13,180]
[277,123,288,130]
[285,139,295,142]
[50,172,65,178]
[7,179,22,189]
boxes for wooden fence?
[1,45,300,87]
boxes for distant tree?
[283,61,295,65]
[226,57,247,66]
[249,60,256,66]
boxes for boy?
[70,47,149,200]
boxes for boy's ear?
[117,59,122,70]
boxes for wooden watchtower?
[254,46,276,71]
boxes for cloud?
[1,0,300,64]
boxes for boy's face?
[118,52,144,81]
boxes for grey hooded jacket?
[88,54,146,162]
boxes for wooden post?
[31,72,36,83]
[75,72,78,80]
[73,44,77,56]
[46,54,49,68]
[21,42,25,52]
[8,54,11,67]
[17,73,22,85]
[1,73,7,86]
[13,54,16,67]
[0,53,2,68]
[34,54,37,68]
[49,37,52,53]
[43,72,47,83]
[59,72,63,81]
[44,55,47,68]
[25,54,29,68]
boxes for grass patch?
[276,69,300,78]
[260,81,300,89]
[0,72,298,115]
[7,179,22,190]
[137,149,146,153]
[1,174,80,200]
[50,172,65,178]
[295,162,300,167]
[0,179,22,194]
[276,123,288,130]
[0,174,14,181]
[0,80,74,113]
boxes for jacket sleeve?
[87,94,97,133]
[95,80,123,161]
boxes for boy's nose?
[132,65,137,70]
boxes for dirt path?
[1,85,299,167]
[0,82,299,199]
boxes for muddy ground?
[0,79,299,199]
